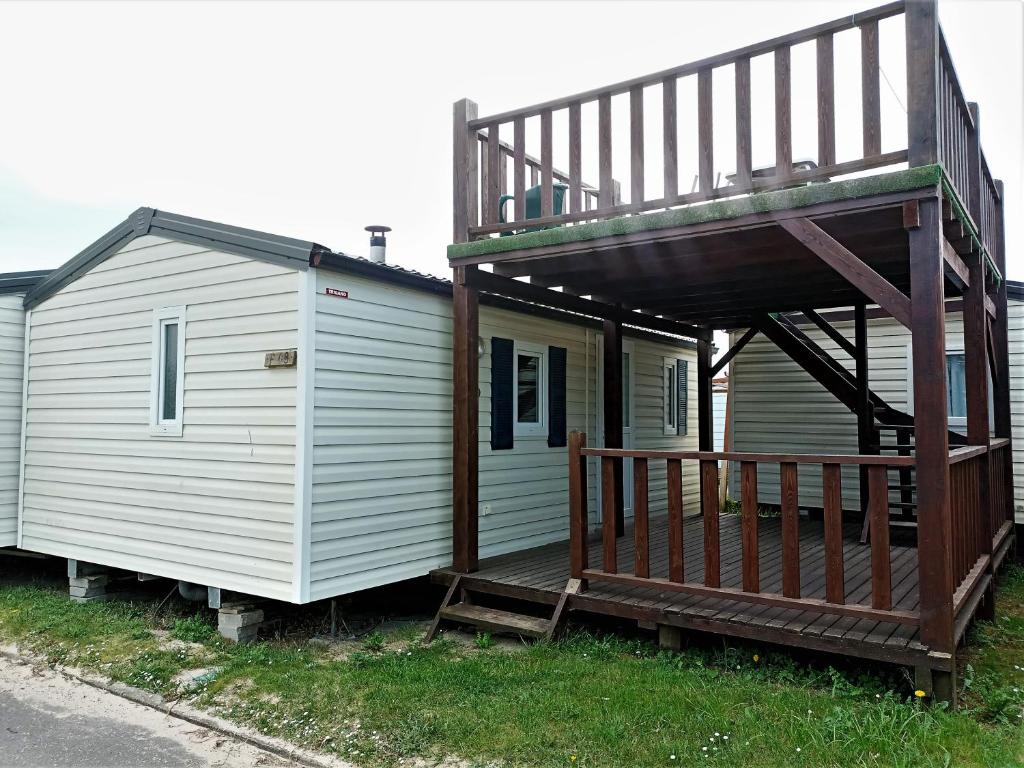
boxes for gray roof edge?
[1006,279,1024,302]
[314,252,697,351]
[24,207,320,309]
[0,269,54,296]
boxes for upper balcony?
[449,0,1002,293]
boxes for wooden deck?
[432,514,936,668]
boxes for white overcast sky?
[0,0,1020,283]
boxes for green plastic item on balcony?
[498,183,568,236]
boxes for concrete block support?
[218,604,264,644]
[657,625,683,652]
[67,561,120,604]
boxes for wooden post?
[452,99,478,244]
[697,336,713,521]
[603,318,624,537]
[568,431,589,585]
[697,336,713,452]
[854,303,873,522]
[452,265,479,572]
[909,195,956,703]
[905,0,940,168]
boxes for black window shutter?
[548,346,567,447]
[677,359,688,436]
[490,337,514,450]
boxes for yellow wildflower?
[914,689,927,698]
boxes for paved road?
[0,655,297,767]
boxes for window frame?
[663,357,678,435]
[905,342,978,432]
[512,340,547,438]
[150,305,186,437]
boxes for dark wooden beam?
[778,217,912,329]
[803,308,857,357]
[854,304,874,524]
[908,195,954,655]
[468,269,710,341]
[697,336,714,451]
[941,238,970,292]
[755,315,856,412]
[452,265,479,572]
[711,327,757,376]
[603,319,625,538]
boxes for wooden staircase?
[758,313,953,541]
[425,575,580,643]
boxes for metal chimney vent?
[365,225,391,264]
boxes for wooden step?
[439,602,551,638]
[889,501,918,510]
[888,483,917,491]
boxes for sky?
[0,0,1020,285]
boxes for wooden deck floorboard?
[431,514,931,665]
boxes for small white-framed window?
[663,358,678,435]
[150,305,186,437]
[514,341,547,438]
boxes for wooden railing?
[948,445,987,594]
[453,1,1003,256]
[938,31,975,220]
[988,438,1012,544]
[567,432,918,626]
[454,2,909,242]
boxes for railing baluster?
[569,102,582,214]
[663,76,678,202]
[513,116,526,223]
[486,123,501,225]
[540,109,553,218]
[479,135,489,226]
[601,456,617,574]
[633,458,649,578]
[774,45,792,179]
[530,165,539,187]
[667,458,684,582]
[599,93,613,208]
[817,34,836,167]
[868,465,891,610]
[823,463,845,604]
[569,432,589,581]
[697,69,714,194]
[630,85,644,204]
[780,462,800,598]
[734,58,752,189]
[741,460,759,593]
[861,20,881,157]
[701,459,720,587]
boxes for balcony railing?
[567,432,919,626]
[453,1,1000,261]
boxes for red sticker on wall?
[325,288,349,298]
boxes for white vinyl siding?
[20,236,301,598]
[1008,299,1024,522]
[308,270,699,600]
[729,306,1024,524]
[0,293,26,547]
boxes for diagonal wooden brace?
[779,217,912,329]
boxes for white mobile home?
[727,287,1024,523]
[0,271,51,548]
[17,208,698,604]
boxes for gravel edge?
[0,645,352,768]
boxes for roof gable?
[24,207,326,309]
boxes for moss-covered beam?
[448,165,945,262]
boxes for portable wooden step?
[425,575,580,643]
[439,603,550,637]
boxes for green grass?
[1,570,1023,767]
